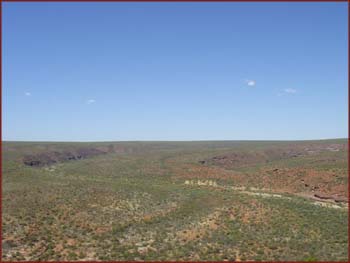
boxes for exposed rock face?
[314,193,348,203]
[23,147,108,167]
[198,143,346,169]
[197,150,303,168]
[184,180,218,187]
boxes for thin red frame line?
[1,262,349,263]
[0,1,349,263]
[348,0,350,261]
[1,0,3,261]
[1,0,349,2]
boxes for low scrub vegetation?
[2,140,348,261]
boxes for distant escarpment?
[23,147,111,167]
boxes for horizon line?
[2,138,347,143]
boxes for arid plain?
[2,139,348,261]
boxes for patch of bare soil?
[176,211,222,244]
[194,143,347,201]
[179,161,347,201]
[257,167,348,200]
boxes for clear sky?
[3,2,348,141]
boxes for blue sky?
[3,2,348,141]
